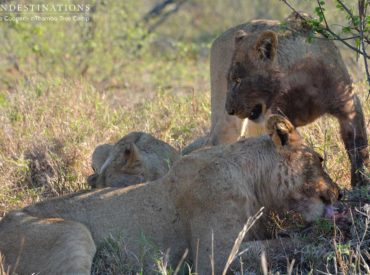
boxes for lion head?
[266,115,341,222]
[225,30,283,122]
[87,132,180,188]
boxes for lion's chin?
[235,105,263,120]
[294,197,326,222]
[236,112,249,119]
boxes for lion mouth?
[247,104,263,120]
[111,174,145,187]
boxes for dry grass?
[0,76,210,214]
[0,80,368,214]
[0,76,369,274]
[0,253,9,275]
[236,196,370,274]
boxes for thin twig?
[287,258,296,275]
[280,0,370,58]
[336,0,358,31]
[143,0,175,21]
[280,0,370,95]
[173,249,189,275]
[261,251,268,275]
[358,0,370,92]
[210,230,215,275]
[147,0,188,34]
[317,0,329,30]
[222,207,264,275]
[337,0,354,17]
[195,238,199,275]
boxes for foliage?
[280,0,370,92]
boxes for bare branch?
[146,0,188,34]
[143,0,176,22]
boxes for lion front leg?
[182,114,243,155]
[189,204,245,275]
[243,119,266,138]
[333,94,369,186]
[0,211,96,275]
[210,113,244,145]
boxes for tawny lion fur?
[0,116,340,274]
[183,13,369,186]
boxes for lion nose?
[338,190,344,201]
[227,109,235,115]
[225,91,236,115]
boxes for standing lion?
[183,13,369,186]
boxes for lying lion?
[0,115,340,274]
[88,132,180,188]
[184,13,369,186]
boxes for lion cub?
[88,132,180,188]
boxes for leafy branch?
[280,0,370,95]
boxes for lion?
[183,13,369,186]
[87,132,180,188]
[0,115,341,274]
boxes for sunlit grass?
[0,73,210,213]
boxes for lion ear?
[255,31,278,62]
[91,143,113,173]
[124,143,140,167]
[235,29,247,43]
[266,115,300,149]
